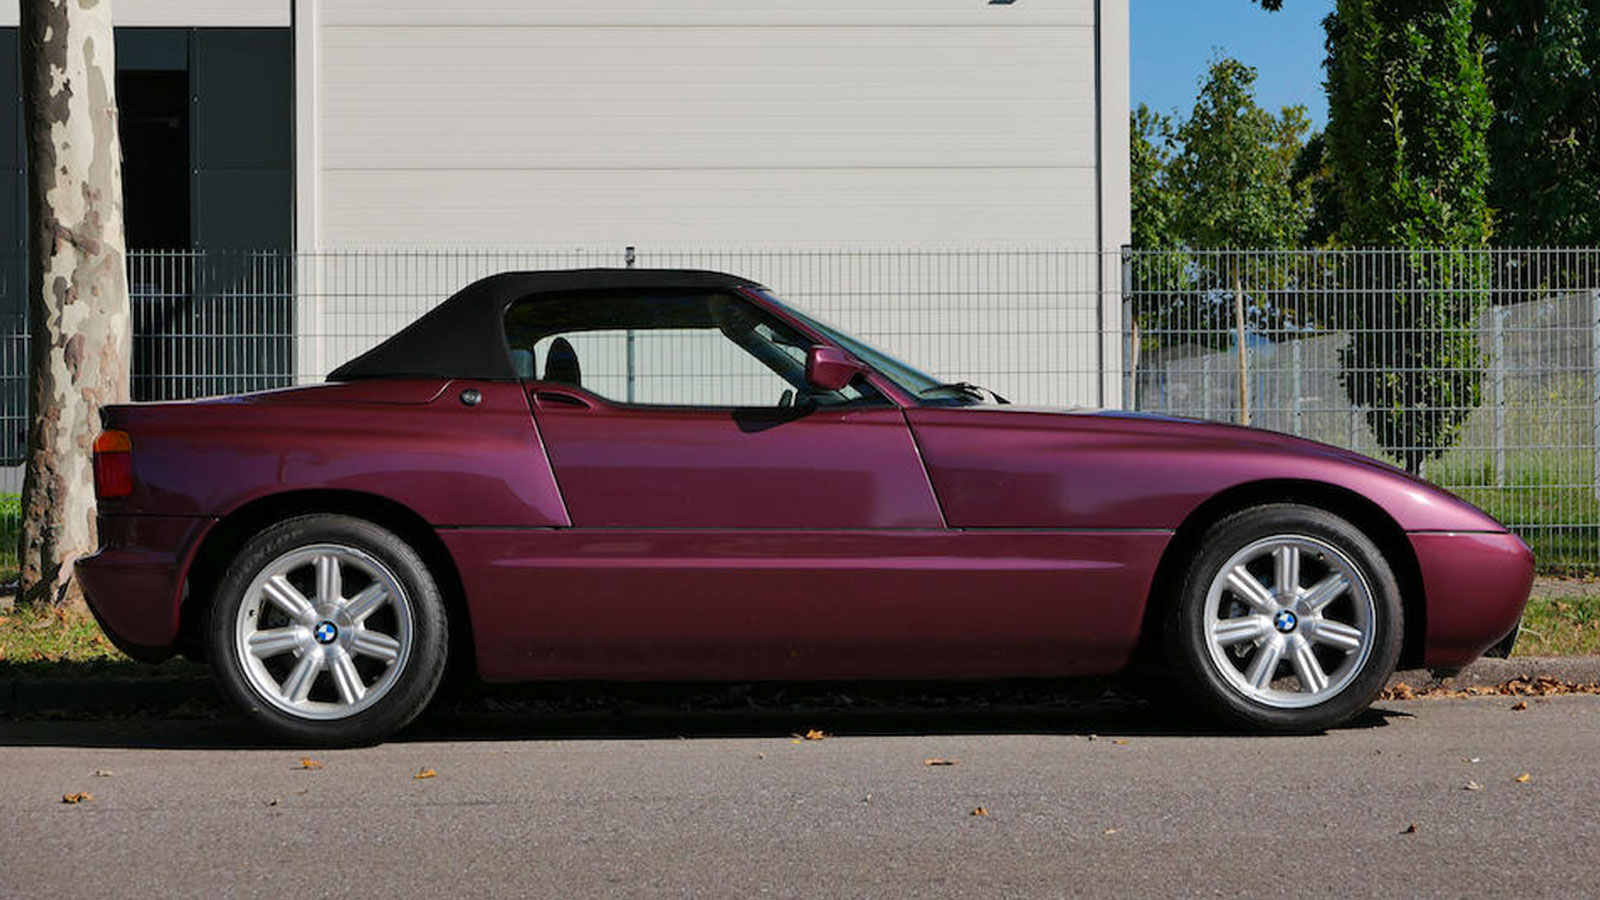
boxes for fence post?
[1492,305,1506,488]
[1291,339,1303,436]
[1122,298,1135,410]
[1592,289,1600,502]
[1233,264,1250,426]
[625,246,637,402]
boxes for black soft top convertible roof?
[327,268,763,382]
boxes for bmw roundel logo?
[313,621,339,644]
[1272,610,1299,634]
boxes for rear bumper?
[1412,530,1535,668]
[76,515,214,662]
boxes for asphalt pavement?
[2,694,1597,899]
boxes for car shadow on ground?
[0,677,1412,750]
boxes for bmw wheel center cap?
[314,620,339,645]
[1273,610,1299,634]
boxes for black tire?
[208,514,449,746]
[1164,504,1403,733]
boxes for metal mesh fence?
[0,246,1596,576]
[1125,247,1600,570]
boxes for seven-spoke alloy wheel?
[210,515,448,746]
[235,544,414,720]
[1168,504,1402,733]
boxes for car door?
[488,287,971,678]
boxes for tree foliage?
[1168,58,1311,249]
[1325,0,1492,473]
[1130,104,1179,251]
[1127,61,1314,347]
[1477,0,1600,246]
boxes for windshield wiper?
[918,381,1010,405]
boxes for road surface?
[2,695,1597,899]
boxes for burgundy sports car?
[78,269,1534,744]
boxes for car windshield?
[753,289,983,405]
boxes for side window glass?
[504,291,880,409]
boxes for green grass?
[1427,453,1599,570]
[1515,578,1600,657]
[0,604,201,679]
[0,492,17,585]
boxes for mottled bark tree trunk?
[16,0,130,609]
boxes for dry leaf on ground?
[923,758,958,766]
[1103,828,1119,835]
[970,806,990,817]
[61,792,93,804]
[1511,700,1529,711]
[414,768,437,780]
[1463,781,1483,791]
[1400,823,1418,834]
[1514,773,1532,783]
[92,770,113,777]
[1382,675,1600,701]
[803,729,827,741]
[296,758,323,771]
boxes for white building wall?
[298,0,1128,406]
[308,1,1103,248]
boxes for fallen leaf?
[92,769,113,778]
[1387,683,1417,700]
[413,768,437,780]
[1463,781,1483,791]
[296,758,323,771]
[1111,739,1129,746]
[264,798,279,807]
[970,806,990,817]
[1400,823,1418,835]
[803,729,827,741]
[1462,756,1482,764]
[923,758,958,767]
[1514,773,1532,783]
[61,792,93,805]
[0,615,9,625]
[1510,700,1528,711]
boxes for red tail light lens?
[93,430,133,498]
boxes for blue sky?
[1132,0,1336,129]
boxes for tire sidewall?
[208,514,449,746]
[1167,504,1403,733]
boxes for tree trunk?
[16,0,130,609]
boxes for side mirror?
[805,345,867,392]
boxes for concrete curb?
[4,657,1600,718]
[0,676,216,716]
[1386,656,1600,691]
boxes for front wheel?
[1166,504,1403,733]
[208,515,449,746]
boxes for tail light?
[93,429,133,499]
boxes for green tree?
[1130,104,1179,251]
[1477,0,1600,246]
[1169,58,1310,249]
[1290,132,1342,247]
[1325,0,1492,474]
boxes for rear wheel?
[208,515,448,746]
[1166,504,1403,733]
